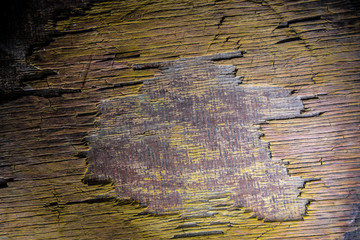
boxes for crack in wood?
[172,230,224,239]
[0,177,14,188]
[0,88,81,102]
[55,27,97,36]
[276,15,322,29]
[218,16,226,29]
[275,36,302,44]
[19,68,57,83]
[97,80,144,91]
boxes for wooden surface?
[0,0,359,239]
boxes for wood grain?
[0,0,359,239]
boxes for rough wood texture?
[0,0,359,239]
[86,51,309,221]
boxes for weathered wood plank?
[0,0,359,239]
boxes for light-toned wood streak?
[0,0,359,239]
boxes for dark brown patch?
[85,51,309,221]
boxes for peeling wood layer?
[86,51,309,221]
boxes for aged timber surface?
[85,51,310,221]
[0,0,359,239]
